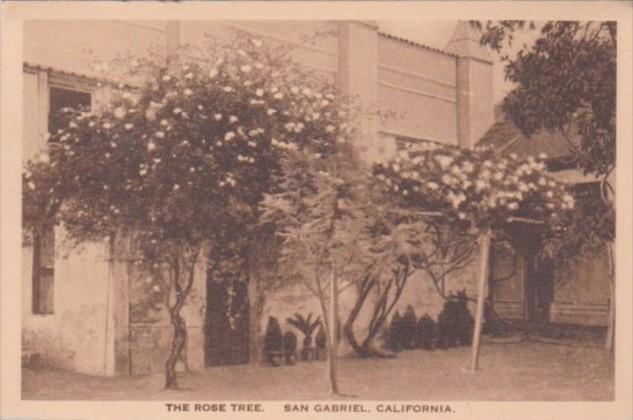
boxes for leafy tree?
[22,35,344,389]
[260,132,369,395]
[340,183,435,359]
[474,20,616,350]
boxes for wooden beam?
[507,216,546,225]
[470,226,491,371]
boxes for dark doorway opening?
[204,271,250,366]
[526,253,554,323]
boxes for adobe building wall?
[550,249,610,326]
[125,250,207,375]
[490,243,610,327]
[377,33,458,144]
[22,236,114,375]
[22,58,125,375]
[23,21,167,78]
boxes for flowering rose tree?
[373,141,575,370]
[22,36,345,389]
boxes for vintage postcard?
[1,1,632,420]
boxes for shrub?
[315,325,327,360]
[263,316,283,366]
[400,305,418,350]
[315,326,327,348]
[283,331,298,365]
[437,290,474,349]
[387,311,403,352]
[417,314,438,350]
[286,313,321,350]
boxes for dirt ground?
[22,341,613,401]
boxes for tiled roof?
[477,117,599,185]
[23,62,137,90]
[478,119,571,160]
[377,32,458,58]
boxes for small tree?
[261,141,369,395]
[286,313,322,351]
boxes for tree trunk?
[470,227,491,372]
[327,269,341,396]
[163,252,199,390]
[343,276,375,358]
[343,268,409,359]
[165,308,187,389]
[605,241,615,352]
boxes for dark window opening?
[32,226,55,315]
[49,87,92,139]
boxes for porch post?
[470,226,491,371]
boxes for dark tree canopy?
[475,21,615,181]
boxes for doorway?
[204,270,250,366]
[525,253,554,323]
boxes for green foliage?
[400,305,418,350]
[315,325,327,350]
[286,313,322,348]
[437,290,474,348]
[263,316,283,352]
[417,314,437,350]
[387,311,403,352]
[282,331,298,365]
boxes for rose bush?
[373,142,574,228]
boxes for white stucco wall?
[24,21,166,77]
[22,235,112,375]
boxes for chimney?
[445,21,494,149]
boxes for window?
[49,87,92,134]
[32,227,55,314]
[32,86,91,315]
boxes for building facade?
[479,116,611,329]
[22,20,495,376]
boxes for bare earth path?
[22,342,613,401]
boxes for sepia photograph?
[1,2,632,420]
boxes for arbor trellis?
[373,141,574,370]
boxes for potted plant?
[315,325,327,360]
[283,331,298,365]
[387,311,403,352]
[417,314,438,350]
[286,313,322,361]
[263,316,283,366]
[437,290,474,349]
[401,305,418,350]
